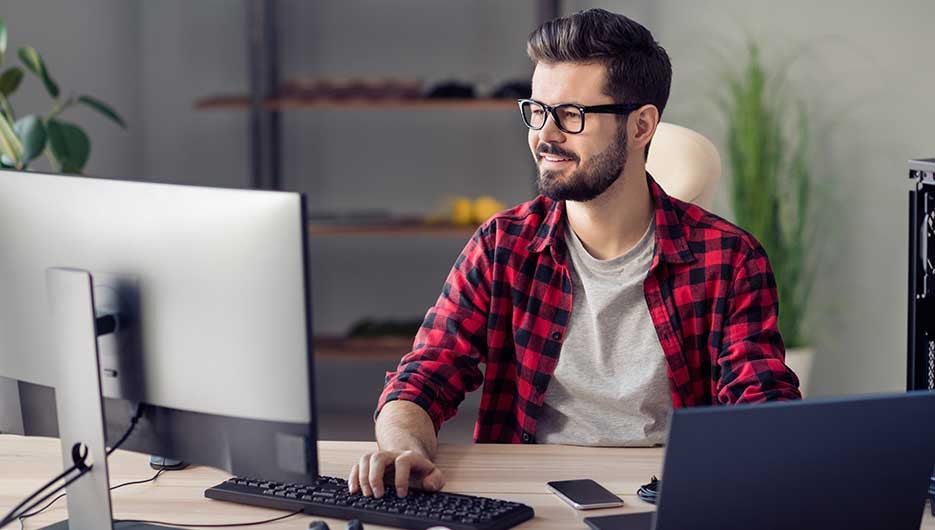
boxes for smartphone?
[546,479,625,510]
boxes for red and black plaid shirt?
[377,173,801,443]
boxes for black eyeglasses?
[518,98,647,134]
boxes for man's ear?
[629,104,660,154]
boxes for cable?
[16,470,300,529]
[0,453,91,528]
[1,464,83,522]
[16,468,166,529]
[12,465,299,530]
[107,402,144,456]
[9,402,292,530]
[115,509,303,528]
[19,469,166,522]
[1,403,145,529]
[15,415,152,528]
[17,491,65,530]
[109,468,165,492]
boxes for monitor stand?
[40,267,181,530]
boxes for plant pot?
[784,346,815,398]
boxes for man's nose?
[537,112,566,145]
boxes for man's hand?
[354,400,443,497]
[348,449,445,498]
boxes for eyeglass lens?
[520,101,584,133]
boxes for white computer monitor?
[0,170,319,530]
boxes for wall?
[137,1,249,187]
[598,0,935,396]
[1,0,142,178]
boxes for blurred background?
[2,0,933,441]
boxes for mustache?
[536,144,578,161]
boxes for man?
[348,8,801,499]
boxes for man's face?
[528,62,629,202]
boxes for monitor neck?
[46,267,116,530]
[43,268,177,530]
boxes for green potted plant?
[716,43,822,396]
[0,17,125,173]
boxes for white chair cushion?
[646,122,721,210]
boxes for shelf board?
[194,95,518,111]
[314,335,411,360]
[308,221,476,237]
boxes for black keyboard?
[205,475,534,530]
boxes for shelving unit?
[196,1,559,357]
[219,0,557,191]
[308,222,476,238]
[314,335,411,360]
[194,96,518,111]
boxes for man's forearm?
[375,400,439,460]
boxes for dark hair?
[527,8,672,154]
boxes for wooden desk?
[2,435,933,530]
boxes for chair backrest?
[646,122,721,210]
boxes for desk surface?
[2,435,933,530]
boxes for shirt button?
[551,332,562,340]
[521,433,533,443]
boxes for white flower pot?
[785,346,815,398]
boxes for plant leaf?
[47,119,89,174]
[0,67,23,96]
[0,18,7,65]
[17,46,59,98]
[716,41,822,346]
[14,114,46,163]
[0,110,23,166]
[78,95,125,128]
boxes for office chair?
[646,121,721,210]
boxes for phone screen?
[547,479,623,507]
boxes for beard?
[536,125,628,202]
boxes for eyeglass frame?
[517,98,649,135]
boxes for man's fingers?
[369,453,389,498]
[351,450,441,499]
[393,456,412,497]
[420,467,446,492]
[357,454,373,497]
[399,452,445,493]
[348,463,360,494]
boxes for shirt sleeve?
[716,243,803,404]
[375,225,493,433]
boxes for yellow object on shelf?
[472,196,506,224]
[428,195,508,227]
[452,197,474,225]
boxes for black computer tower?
[907,158,935,514]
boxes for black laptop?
[585,392,935,530]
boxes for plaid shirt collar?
[526,172,697,266]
